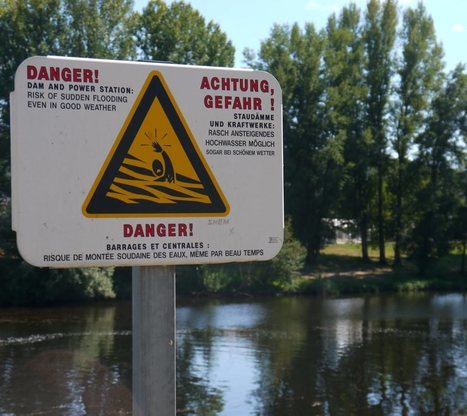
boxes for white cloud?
[452,24,465,33]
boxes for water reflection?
[177,295,467,415]
[0,294,466,415]
[0,303,133,415]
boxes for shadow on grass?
[295,251,467,297]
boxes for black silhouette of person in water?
[145,130,175,183]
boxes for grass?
[291,243,467,296]
[321,242,395,259]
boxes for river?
[0,293,466,415]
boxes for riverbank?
[177,243,467,298]
[287,243,467,296]
[291,268,467,297]
[1,243,465,306]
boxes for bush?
[0,196,116,305]
[180,217,307,295]
[0,259,116,306]
[270,218,307,282]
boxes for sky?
[134,0,466,71]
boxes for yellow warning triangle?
[83,71,229,217]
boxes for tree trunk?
[394,162,403,267]
[360,213,370,263]
[306,217,323,265]
[377,164,386,265]
[306,243,320,265]
[461,238,466,275]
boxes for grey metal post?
[132,266,176,416]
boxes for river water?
[0,293,466,415]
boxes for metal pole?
[132,266,176,416]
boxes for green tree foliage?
[391,3,444,265]
[245,0,463,276]
[454,185,467,275]
[406,66,467,272]
[288,24,343,264]
[363,0,397,264]
[61,0,136,60]
[246,24,343,263]
[269,218,307,282]
[0,263,116,305]
[135,0,234,66]
[195,218,306,294]
[324,5,371,262]
[245,24,299,130]
[0,0,136,194]
[453,161,467,275]
[0,0,64,193]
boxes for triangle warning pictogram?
[83,71,229,218]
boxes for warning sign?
[83,71,229,217]
[10,56,283,268]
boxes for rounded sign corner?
[16,236,42,268]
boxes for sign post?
[10,56,283,415]
[132,266,175,416]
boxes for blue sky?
[134,0,466,71]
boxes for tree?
[406,65,466,272]
[363,0,397,264]
[0,0,136,304]
[62,0,136,60]
[0,0,136,195]
[324,5,371,261]
[391,3,444,266]
[0,0,65,194]
[246,23,343,263]
[454,176,467,275]
[286,24,342,263]
[135,0,234,66]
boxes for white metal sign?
[10,56,283,267]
